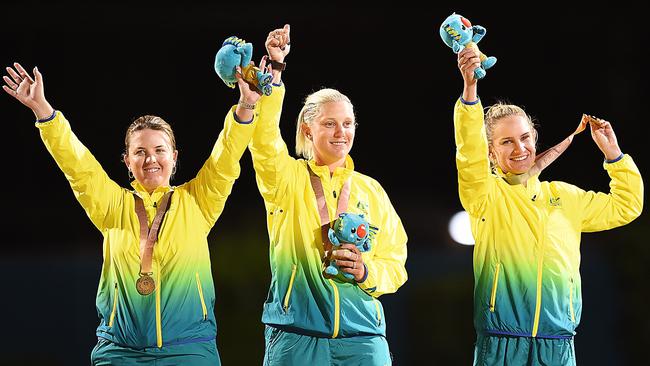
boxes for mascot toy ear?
[214,36,273,95]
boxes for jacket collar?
[495,167,541,201]
[130,180,173,204]
[307,155,355,179]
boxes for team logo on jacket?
[549,197,562,207]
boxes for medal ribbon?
[307,165,351,277]
[504,114,604,185]
[133,191,173,287]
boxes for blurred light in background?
[449,210,474,245]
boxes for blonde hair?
[295,88,354,159]
[484,103,537,144]
[124,115,177,154]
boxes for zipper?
[108,283,118,327]
[373,299,382,326]
[155,265,162,348]
[283,264,297,312]
[328,279,340,338]
[489,263,501,312]
[531,234,546,338]
[195,273,208,321]
[569,278,576,323]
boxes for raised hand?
[3,62,54,119]
[457,48,481,101]
[265,24,290,64]
[234,56,270,120]
[587,116,622,161]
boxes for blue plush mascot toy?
[214,36,273,96]
[439,13,497,79]
[324,213,377,281]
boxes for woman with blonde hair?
[250,25,408,365]
[454,47,643,365]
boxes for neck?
[314,156,346,175]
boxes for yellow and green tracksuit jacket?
[36,108,255,349]
[249,84,408,338]
[454,98,644,339]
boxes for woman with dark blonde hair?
[2,56,268,365]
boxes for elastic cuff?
[460,97,480,105]
[232,110,253,124]
[357,263,369,283]
[606,153,624,163]
[36,110,57,123]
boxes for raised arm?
[578,119,643,231]
[454,48,492,215]
[4,63,122,230]
[248,24,296,204]
[186,57,268,228]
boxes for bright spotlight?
[449,210,474,245]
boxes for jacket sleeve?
[580,154,644,232]
[186,107,257,228]
[358,184,408,298]
[248,83,296,204]
[36,111,123,231]
[454,98,492,216]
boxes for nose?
[333,123,344,137]
[514,141,526,154]
[145,153,157,163]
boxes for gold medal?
[136,273,155,295]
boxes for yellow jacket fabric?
[250,84,408,338]
[37,108,255,348]
[454,98,644,338]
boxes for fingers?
[33,66,43,84]
[3,75,18,90]
[6,66,23,84]
[259,55,268,71]
[14,62,34,83]
[2,85,18,98]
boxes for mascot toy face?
[439,12,497,79]
[214,36,272,96]
[440,13,474,49]
[324,212,377,281]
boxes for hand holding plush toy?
[440,13,497,79]
[323,213,377,281]
[214,36,273,96]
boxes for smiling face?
[302,100,356,172]
[124,128,178,193]
[489,115,537,174]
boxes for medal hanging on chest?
[133,191,173,296]
[136,273,156,295]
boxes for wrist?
[238,100,256,110]
[269,59,286,71]
[33,103,54,121]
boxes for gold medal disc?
[136,274,156,295]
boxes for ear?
[301,123,312,140]
[123,153,131,171]
[173,149,179,163]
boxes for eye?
[325,121,336,128]
[135,150,145,156]
[461,25,466,31]
[351,227,356,233]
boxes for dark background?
[1,3,648,365]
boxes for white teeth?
[512,156,528,161]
